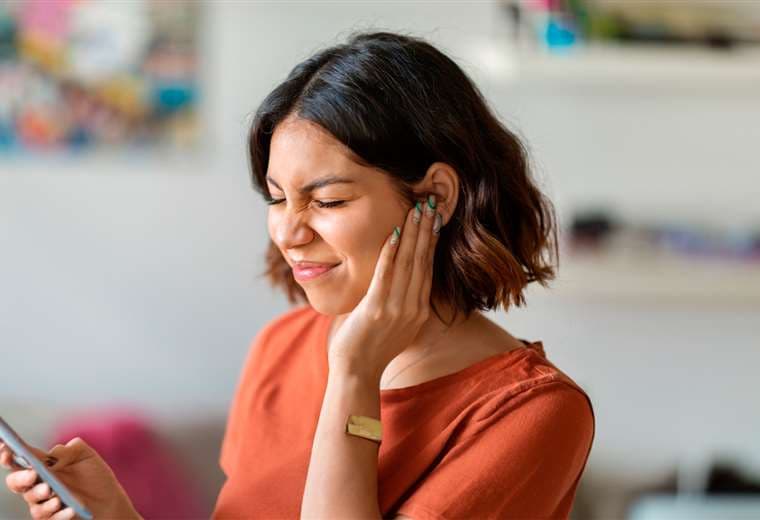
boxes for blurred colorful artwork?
[0,0,199,153]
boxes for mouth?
[292,262,341,282]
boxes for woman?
[2,31,595,519]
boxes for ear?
[412,162,459,225]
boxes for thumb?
[46,437,90,469]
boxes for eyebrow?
[265,174,356,195]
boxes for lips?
[292,262,340,282]
[293,261,339,268]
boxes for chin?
[303,290,359,316]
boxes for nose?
[271,205,316,251]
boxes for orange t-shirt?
[213,305,595,519]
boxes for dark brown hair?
[249,31,558,322]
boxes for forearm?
[301,367,383,519]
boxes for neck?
[327,300,474,358]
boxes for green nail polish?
[426,194,436,217]
[391,226,401,244]
[413,201,422,223]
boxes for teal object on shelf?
[544,15,578,49]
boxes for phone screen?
[0,416,94,520]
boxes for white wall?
[2,1,759,514]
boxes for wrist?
[105,480,142,520]
[327,356,383,387]
[111,500,142,520]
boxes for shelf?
[469,41,760,90]
[526,251,760,306]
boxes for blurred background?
[2,0,759,518]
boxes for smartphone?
[0,416,94,520]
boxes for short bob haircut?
[249,30,558,323]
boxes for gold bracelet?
[345,414,382,444]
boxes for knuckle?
[25,486,40,503]
[48,496,61,511]
[66,437,86,449]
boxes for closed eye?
[314,200,346,208]
[265,198,346,209]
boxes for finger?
[1,444,16,470]
[420,210,443,310]
[46,443,71,469]
[30,494,62,519]
[406,196,437,315]
[1,444,27,471]
[6,469,38,494]
[47,437,89,469]
[365,225,401,306]
[387,202,422,313]
[23,482,52,504]
[51,507,76,520]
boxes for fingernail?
[413,201,422,224]
[433,212,443,234]
[390,226,401,245]
[426,194,436,216]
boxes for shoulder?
[459,378,595,488]
[255,304,322,342]
[237,305,324,375]
[524,380,595,437]
[389,378,595,519]
[471,373,596,464]
[465,347,596,444]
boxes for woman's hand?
[327,194,443,381]
[2,437,142,520]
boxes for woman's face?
[266,116,412,315]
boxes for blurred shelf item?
[529,249,760,307]
[477,42,760,90]
[630,494,760,520]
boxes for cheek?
[267,211,280,246]
[266,212,274,236]
[340,205,402,272]
[322,212,371,258]
[312,209,386,282]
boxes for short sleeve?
[395,381,595,520]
